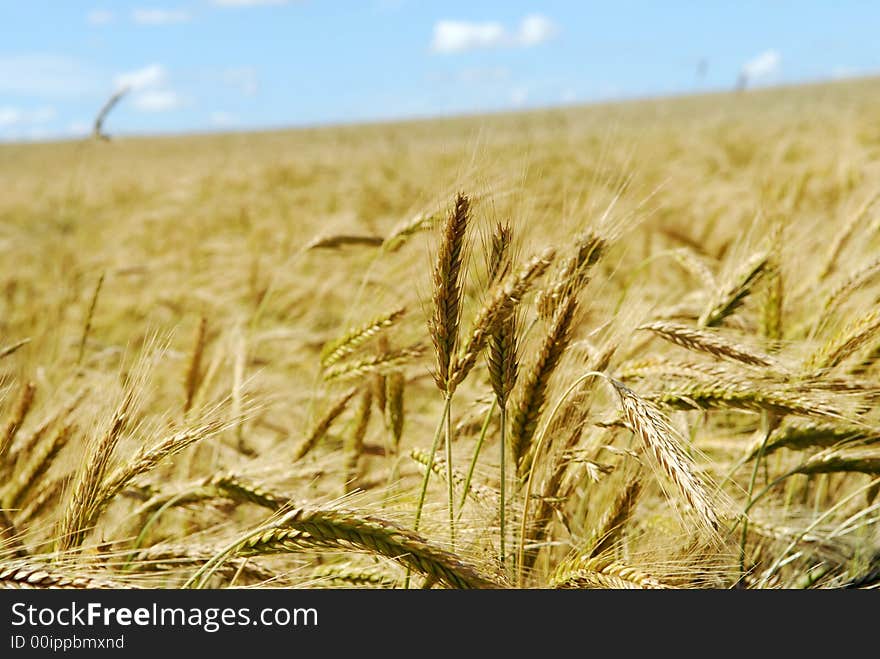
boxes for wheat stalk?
[429,192,469,392]
[320,306,406,368]
[815,257,880,333]
[56,396,131,552]
[306,234,384,250]
[183,316,207,415]
[343,388,373,493]
[583,479,643,559]
[699,251,767,327]
[99,417,230,509]
[805,309,880,374]
[818,191,879,280]
[291,387,358,461]
[449,247,554,392]
[386,372,405,452]
[1,381,36,465]
[638,321,778,368]
[76,271,105,365]
[2,423,75,509]
[510,294,578,477]
[0,562,129,589]
[536,232,605,321]
[0,338,30,360]
[609,378,720,532]
[552,555,671,589]
[273,505,503,589]
[322,345,424,381]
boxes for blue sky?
[1,1,879,141]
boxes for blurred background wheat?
[1,3,879,589]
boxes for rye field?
[1,77,879,589]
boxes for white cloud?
[132,90,183,112]
[222,67,259,96]
[114,64,183,113]
[0,108,21,129]
[132,8,191,25]
[510,87,528,108]
[212,0,289,6]
[0,105,57,129]
[115,64,166,92]
[431,14,558,54]
[210,111,237,126]
[517,14,557,46]
[0,55,99,97]
[87,9,114,25]
[432,20,506,53]
[741,50,781,82]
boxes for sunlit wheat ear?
[98,415,233,507]
[0,381,36,464]
[699,251,768,327]
[183,316,207,415]
[816,257,880,334]
[310,562,399,588]
[0,510,25,558]
[76,271,105,365]
[792,448,880,476]
[272,506,504,589]
[429,192,469,393]
[128,543,283,584]
[373,375,387,421]
[343,388,373,493]
[373,335,389,421]
[510,294,578,477]
[607,378,721,534]
[291,386,359,462]
[672,247,717,289]
[322,345,424,381]
[17,479,64,525]
[637,321,779,368]
[653,377,851,419]
[305,233,384,250]
[804,308,880,375]
[383,209,442,253]
[212,473,290,511]
[486,221,517,405]
[0,562,130,589]
[320,306,406,369]
[553,556,673,590]
[818,190,880,281]
[56,392,133,553]
[487,220,512,284]
[761,262,784,341]
[450,247,555,392]
[536,232,606,321]
[6,402,57,473]
[232,329,249,455]
[409,447,499,509]
[2,422,75,509]
[196,480,504,589]
[742,421,874,462]
[0,338,30,360]
[583,479,642,559]
[386,372,405,452]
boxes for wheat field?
[1,76,879,589]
